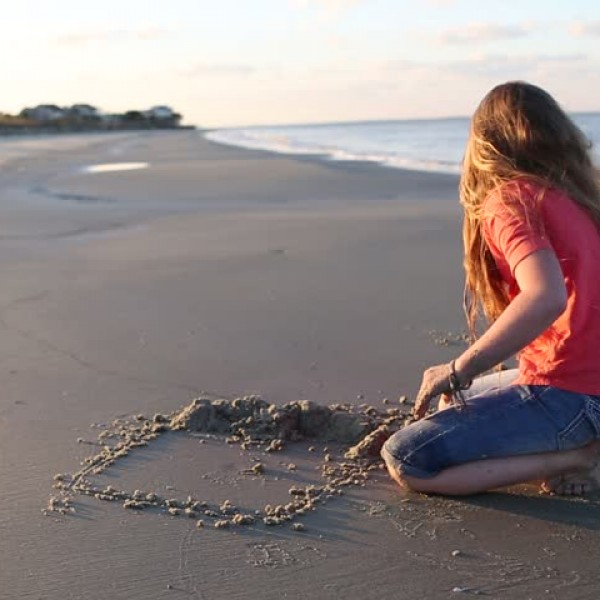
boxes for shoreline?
[203,129,463,177]
[205,133,462,180]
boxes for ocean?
[205,113,600,176]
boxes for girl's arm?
[454,247,567,384]
[413,247,566,419]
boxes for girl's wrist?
[454,354,478,387]
[449,358,472,390]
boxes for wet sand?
[2,131,600,599]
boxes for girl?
[381,81,600,496]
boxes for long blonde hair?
[460,81,600,339]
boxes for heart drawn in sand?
[47,395,413,529]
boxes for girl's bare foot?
[541,440,600,496]
[541,472,599,495]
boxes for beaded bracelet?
[448,359,472,409]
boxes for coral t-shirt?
[482,179,600,395]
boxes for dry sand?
[1,131,600,599]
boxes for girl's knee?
[381,424,444,480]
[381,439,437,492]
[381,453,438,493]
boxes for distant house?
[21,104,66,122]
[6,102,187,133]
[68,104,100,119]
[146,105,175,120]
[123,110,147,122]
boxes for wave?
[204,128,461,175]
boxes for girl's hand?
[438,392,454,411]
[413,363,452,420]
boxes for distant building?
[123,110,146,121]
[7,102,187,132]
[145,105,175,120]
[68,104,100,119]
[21,104,66,121]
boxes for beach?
[2,130,600,600]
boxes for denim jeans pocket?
[557,409,597,450]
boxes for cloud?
[375,53,590,89]
[434,53,587,78]
[313,52,598,123]
[54,29,124,46]
[136,25,170,41]
[436,22,530,44]
[53,25,170,46]
[290,0,365,15]
[570,21,600,37]
[181,64,257,77]
[292,0,365,12]
[425,0,456,5]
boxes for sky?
[0,0,599,127]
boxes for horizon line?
[204,110,600,130]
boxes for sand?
[2,131,600,600]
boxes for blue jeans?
[381,370,600,479]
